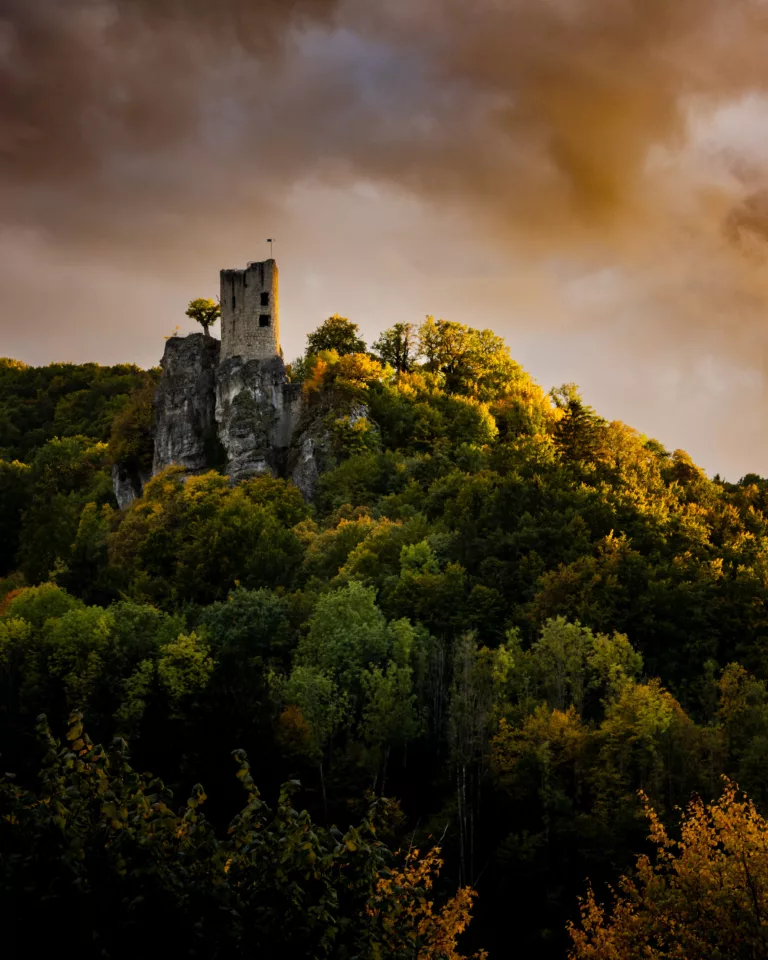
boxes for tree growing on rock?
[185,297,220,338]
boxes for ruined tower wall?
[220,259,280,361]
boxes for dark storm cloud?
[0,0,338,180]
[3,0,768,253]
[2,0,768,476]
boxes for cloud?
[2,0,768,475]
[3,0,767,245]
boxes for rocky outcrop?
[215,356,302,482]
[289,436,324,502]
[285,403,371,502]
[152,334,221,476]
[112,464,151,510]
[115,331,340,507]
[286,415,333,502]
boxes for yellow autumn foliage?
[569,778,768,959]
[368,846,487,960]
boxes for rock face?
[112,464,151,510]
[286,413,333,503]
[289,436,322,502]
[115,331,335,507]
[215,356,302,482]
[152,334,221,476]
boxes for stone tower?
[220,259,280,361]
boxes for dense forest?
[2,318,768,958]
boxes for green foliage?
[6,313,768,958]
[550,383,606,463]
[0,356,158,463]
[0,589,186,737]
[508,617,643,716]
[282,666,349,760]
[296,582,390,693]
[0,459,31,575]
[17,436,114,584]
[199,587,293,664]
[155,631,215,709]
[4,582,84,627]
[55,500,118,604]
[109,382,155,474]
[185,296,220,336]
[419,316,527,400]
[109,468,309,606]
[330,412,381,459]
[306,314,367,356]
[0,714,480,959]
[373,322,419,372]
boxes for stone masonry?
[117,258,332,504]
[220,259,280,361]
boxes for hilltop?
[1,313,768,957]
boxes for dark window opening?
[259,314,271,327]
[260,291,270,306]
[232,295,236,309]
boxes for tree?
[306,314,367,356]
[0,713,485,959]
[0,459,30,575]
[108,469,309,606]
[550,383,606,463]
[109,383,155,476]
[295,581,389,696]
[17,437,113,585]
[200,587,292,666]
[448,634,512,886]
[373,322,418,373]
[418,316,525,399]
[0,358,156,463]
[569,779,768,960]
[512,617,642,717]
[360,660,419,792]
[185,297,220,338]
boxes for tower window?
[232,295,236,309]
[260,291,270,306]
[259,314,271,327]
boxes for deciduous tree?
[185,297,220,337]
[307,314,366,356]
[569,779,768,960]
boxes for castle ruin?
[115,256,322,509]
[220,259,280,361]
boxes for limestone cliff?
[112,463,152,510]
[285,410,333,502]
[152,333,220,476]
[115,332,329,505]
[215,355,302,482]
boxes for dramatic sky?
[2,0,768,478]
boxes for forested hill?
[2,316,768,958]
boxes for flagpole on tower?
[266,238,274,258]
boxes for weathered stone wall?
[152,333,220,475]
[220,259,280,362]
